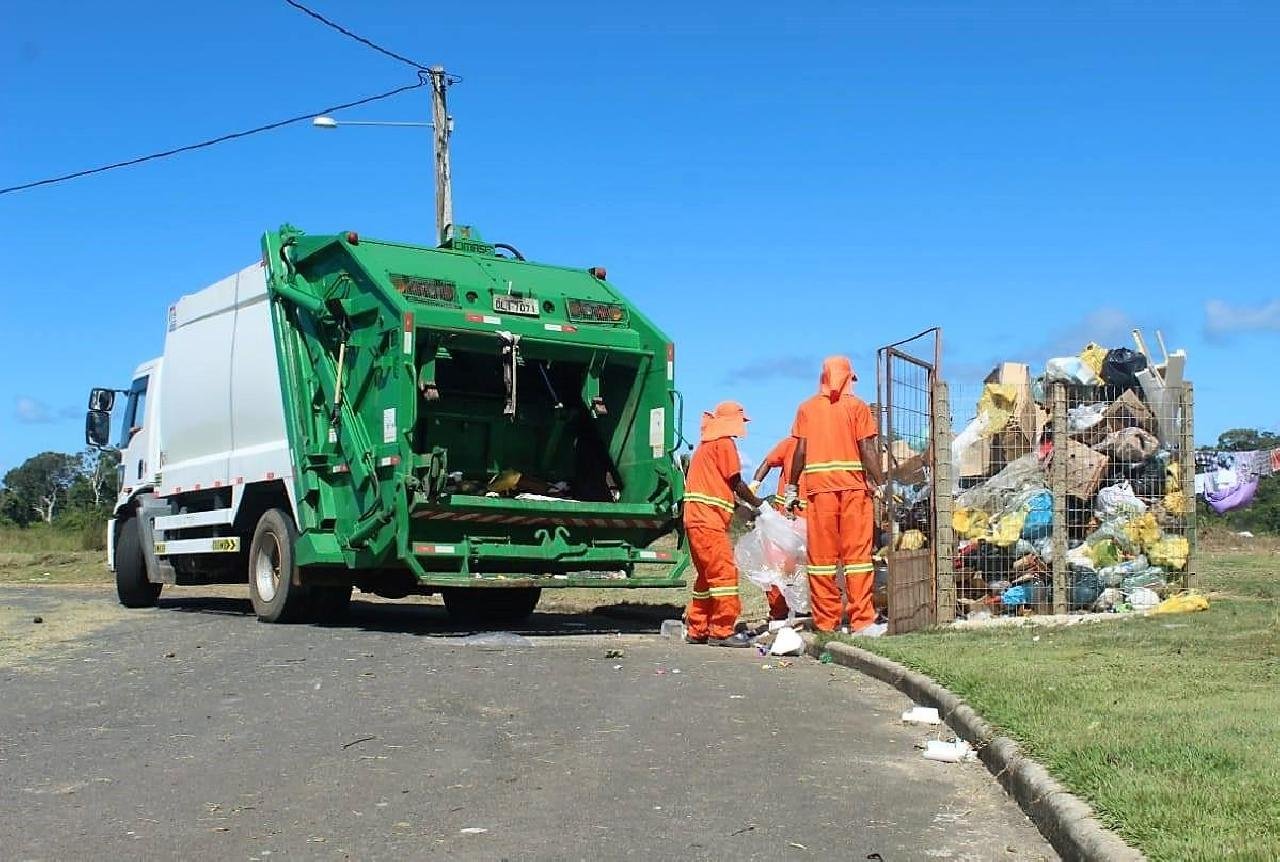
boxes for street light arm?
[311,116,435,128]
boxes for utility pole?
[428,66,453,246]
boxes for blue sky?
[2,0,1278,477]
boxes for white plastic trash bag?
[1096,481,1148,519]
[733,508,810,614]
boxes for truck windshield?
[118,376,149,448]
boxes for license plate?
[493,295,539,316]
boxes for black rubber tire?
[115,518,161,608]
[247,508,311,623]
[442,587,541,625]
[311,585,353,623]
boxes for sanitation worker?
[783,356,885,634]
[683,401,764,648]
[750,436,807,624]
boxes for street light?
[311,116,437,129]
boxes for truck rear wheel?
[247,508,311,623]
[442,587,541,626]
[116,518,162,608]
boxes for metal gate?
[876,328,951,634]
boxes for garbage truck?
[86,225,688,623]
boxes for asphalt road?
[0,585,1054,861]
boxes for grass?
[834,553,1280,861]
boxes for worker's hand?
[781,484,799,511]
[871,482,886,501]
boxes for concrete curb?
[807,639,1145,862]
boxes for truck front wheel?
[442,587,541,626]
[116,518,161,608]
[247,508,311,623]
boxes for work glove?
[781,484,799,511]
[748,480,762,496]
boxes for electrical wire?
[284,0,425,70]
[0,75,429,197]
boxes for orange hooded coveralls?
[683,402,749,640]
[758,436,806,621]
[790,357,878,633]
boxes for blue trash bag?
[1020,491,1053,541]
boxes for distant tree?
[2,452,82,524]
[69,448,121,509]
[1216,428,1280,452]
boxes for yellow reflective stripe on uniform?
[807,565,839,576]
[707,585,740,596]
[690,589,711,600]
[683,492,735,512]
[847,563,875,575]
[802,460,864,473]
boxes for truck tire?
[442,587,541,625]
[116,518,162,608]
[247,508,311,623]
[311,585,353,623]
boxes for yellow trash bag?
[976,384,1019,436]
[896,529,927,551]
[1148,535,1190,570]
[989,510,1027,548]
[1079,342,1109,377]
[1151,591,1209,615]
[1122,513,1161,549]
[953,508,990,539]
[1164,463,1190,516]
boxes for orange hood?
[819,355,857,401]
[700,401,750,442]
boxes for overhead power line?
[284,0,429,72]
[0,75,429,197]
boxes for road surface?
[0,585,1054,860]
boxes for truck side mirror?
[85,410,112,449]
[89,388,116,412]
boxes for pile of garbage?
[734,508,811,616]
[949,335,1192,618]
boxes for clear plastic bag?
[734,509,810,614]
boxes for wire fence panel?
[877,332,940,633]
[945,369,1194,622]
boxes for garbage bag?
[733,509,810,613]
[1101,347,1149,391]
[1096,481,1148,519]
[953,508,990,539]
[1098,555,1149,588]
[977,383,1020,435]
[956,453,1047,512]
[1148,535,1190,571]
[1096,427,1160,464]
[1121,567,1167,593]
[1129,587,1161,611]
[1121,512,1160,550]
[757,507,805,570]
[989,510,1026,548]
[1130,456,1168,498]
[1045,357,1101,385]
[1020,490,1052,540]
[1151,591,1209,615]
[896,529,927,551]
[1068,403,1108,433]
[1164,463,1190,516]
[1069,570,1101,609]
[1079,342,1109,376]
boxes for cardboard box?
[883,439,928,486]
[1063,439,1109,499]
[1074,390,1158,446]
[984,363,1040,473]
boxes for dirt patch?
[0,586,128,670]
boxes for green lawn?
[836,553,1280,861]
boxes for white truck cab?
[116,359,162,503]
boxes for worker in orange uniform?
[783,356,885,634]
[683,401,765,648]
[750,436,806,624]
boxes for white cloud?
[1204,298,1280,339]
[13,397,79,425]
[14,396,54,424]
[1040,307,1138,359]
